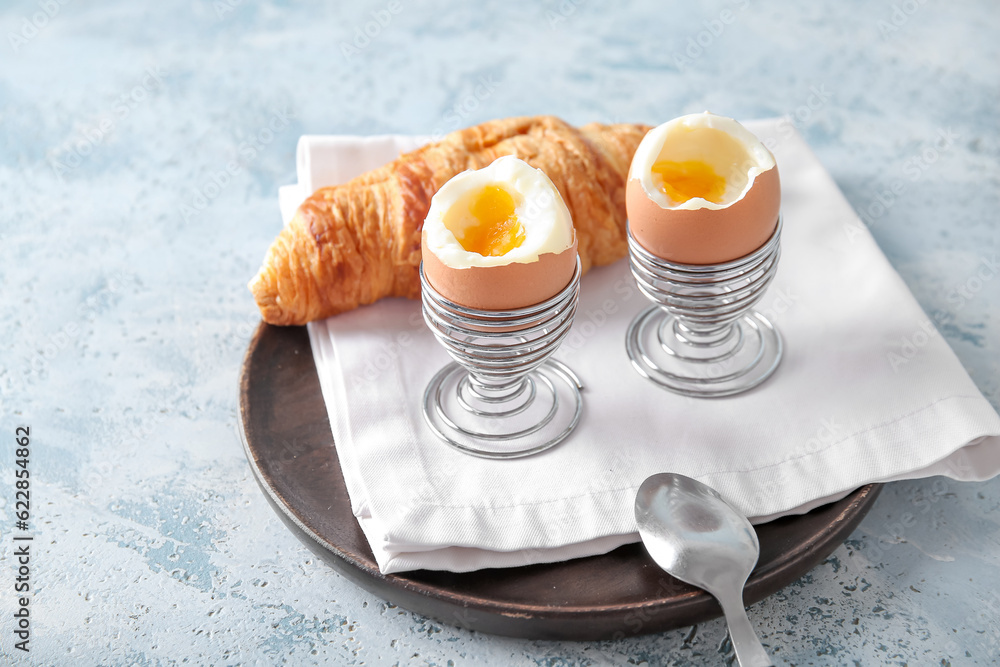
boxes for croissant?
[250,115,652,325]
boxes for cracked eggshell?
[626,169,779,265]
[626,113,781,265]
[421,234,578,311]
[420,155,578,311]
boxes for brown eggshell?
[626,165,780,265]
[421,235,578,311]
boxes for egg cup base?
[626,307,782,398]
[421,359,583,459]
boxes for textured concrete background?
[1,0,998,664]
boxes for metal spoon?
[635,473,773,667]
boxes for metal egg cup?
[626,216,784,398]
[420,258,583,459]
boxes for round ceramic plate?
[238,322,882,641]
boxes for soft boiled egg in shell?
[422,155,578,311]
[626,112,780,265]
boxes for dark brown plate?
[238,322,882,641]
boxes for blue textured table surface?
[2,1,998,664]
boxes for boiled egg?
[422,155,578,310]
[626,112,780,265]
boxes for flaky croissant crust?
[250,116,651,325]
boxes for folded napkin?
[278,121,1000,574]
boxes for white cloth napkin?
[278,121,1000,574]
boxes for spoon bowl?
[635,473,773,667]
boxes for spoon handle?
[718,593,773,667]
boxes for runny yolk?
[457,185,526,257]
[651,160,727,205]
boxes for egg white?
[629,112,776,211]
[423,155,575,269]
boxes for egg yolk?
[651,160,727,205]
[455,185,526,257]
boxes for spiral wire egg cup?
[625,216,783,398]
[420,258,583,459]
